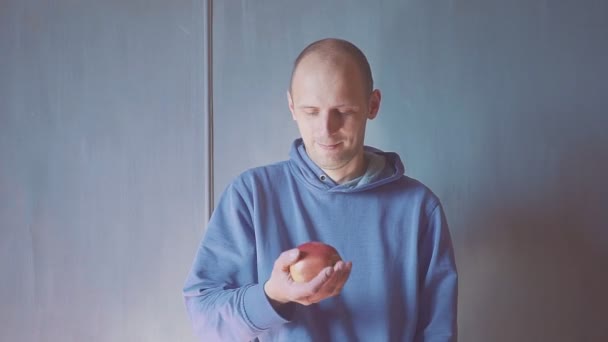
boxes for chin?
[314,156,350,170]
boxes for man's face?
[288,57,381,173]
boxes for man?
[183,38,458,341]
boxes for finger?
[298,261,354,305]
[291,266,333,306]
[321,261,346,294]
[301,263,345,303]
[340,261,353,283]
[342,261,352,277]
[274,248,300,272]
[299,266,333,295]
[331,261,353,296]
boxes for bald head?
[289,38,374,95]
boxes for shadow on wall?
[459,135,608,342]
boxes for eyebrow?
[297,105,360,110]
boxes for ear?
[368,89,381,120]
[287,91,296,120]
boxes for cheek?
[346,123,367,144]
[296,122,315,139]
[344,119,363,134]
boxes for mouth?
[317,142,342,150]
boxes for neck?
[322,152,368,184]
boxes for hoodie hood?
[287,138,405,193]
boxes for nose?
[320,110,342,135]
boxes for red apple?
[289,241,342,283]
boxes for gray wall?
[213,1,608,341]
[1,1,206,341]
[2,0,607,341]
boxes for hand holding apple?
[264,242,352,307]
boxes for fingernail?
[326,268,333,276]
[290,249,299,258]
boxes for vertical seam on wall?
[203,0,214,221]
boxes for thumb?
[276,248,300,271]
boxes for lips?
[317,142,342,150]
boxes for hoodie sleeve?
[415,203,459,342]
[182,182,290,342]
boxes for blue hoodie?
[183,139,458,341]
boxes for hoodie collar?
[287,138,405,193]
